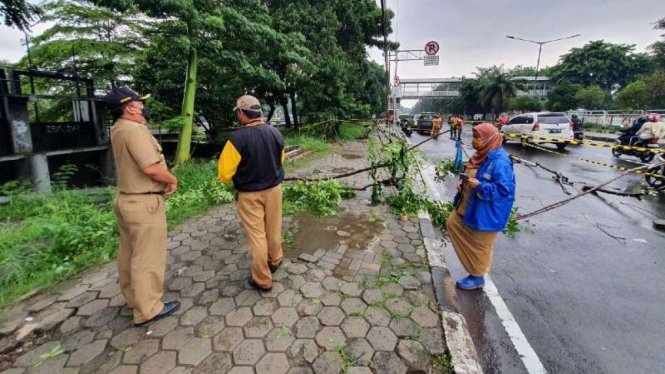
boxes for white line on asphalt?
[484,275,548,374]
[408,134,548,374]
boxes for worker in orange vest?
[432,114,443,139]
[450,115,459,140]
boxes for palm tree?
[475,65,526,113]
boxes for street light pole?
[506,34,581,83]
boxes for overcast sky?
[366,0,664,106]
[1,0,664,100]
[369,0,664,78]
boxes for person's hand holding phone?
[459,173,480,189]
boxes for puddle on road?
[283,211,385,258]
[341,154,362,160]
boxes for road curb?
[419,211,483,374]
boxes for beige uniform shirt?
[110,118,167,193]
[637,121,665,140]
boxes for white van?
[501,112,573,150]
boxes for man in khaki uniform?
[106,87,180,326]
[218,95,285,291]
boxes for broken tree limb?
[283,127,451,182]
[516,162,660,221]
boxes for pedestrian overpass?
[392,76,551,100]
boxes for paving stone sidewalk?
[0,140,447,374]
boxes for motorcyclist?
[634,116,665,145]
[627,113,662,145]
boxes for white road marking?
[404,131,548,374]
[484,275,548,374]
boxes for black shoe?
[134,301,180,327]
[269,263,281,274]
[248,278,273,292]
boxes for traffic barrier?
[523,142,665,179]
[503,133,665,154]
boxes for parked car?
[500,112,573,150]
[414,112,437,134]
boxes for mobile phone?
[458,173,470,180]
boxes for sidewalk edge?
[419,211,484,374]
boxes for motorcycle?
[398,118,413,137]
[611,132,659,163]
[646,155,665,188]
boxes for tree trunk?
[174,48,198,166]
[267,103,276,124]
[281,97,291,127]
[289,91,299,129]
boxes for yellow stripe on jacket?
[218,141,242,183]
[218,141,286,183]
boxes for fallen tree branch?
[516,162,660,221]
[284,127,450,182]
[510,154,572,195]
[580,184,665,198]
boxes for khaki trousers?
[113,193,167,324]
[236,185,284,289]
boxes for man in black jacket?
[218,95,285,291]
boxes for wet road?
[412,128,665,374]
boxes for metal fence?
[566,110,665,127]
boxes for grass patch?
[0,160,233,308]
[581,123,622,134]
[337,342,358,374]
[284,134,330,153]
[434,351,454,374]
[338,123,370,141]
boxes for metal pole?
[393,56,399,119]
[535,43,543,83]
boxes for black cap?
[104,87,150,109]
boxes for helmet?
[647,113,661,122]
[572,113,579,119]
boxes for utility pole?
[381,0,390,116]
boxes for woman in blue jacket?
[447,123,516,290]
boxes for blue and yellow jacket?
[218,122,285,192]
[453,148,516,231]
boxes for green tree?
[650,17,665,69]
[476,65,525,113]
[510,65,537,77]
[448,78,483,114]
[615,81,649,110]
[551,40,655,91]
[24,0,144,89]
[574,85,605,109]
[94,0,285,165]
[1,0,42,31]
[506,96,543,112]
[645,70,665,108]
[546,80,581,111]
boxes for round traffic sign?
[425,41,439,56]
[394,76,400,86]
